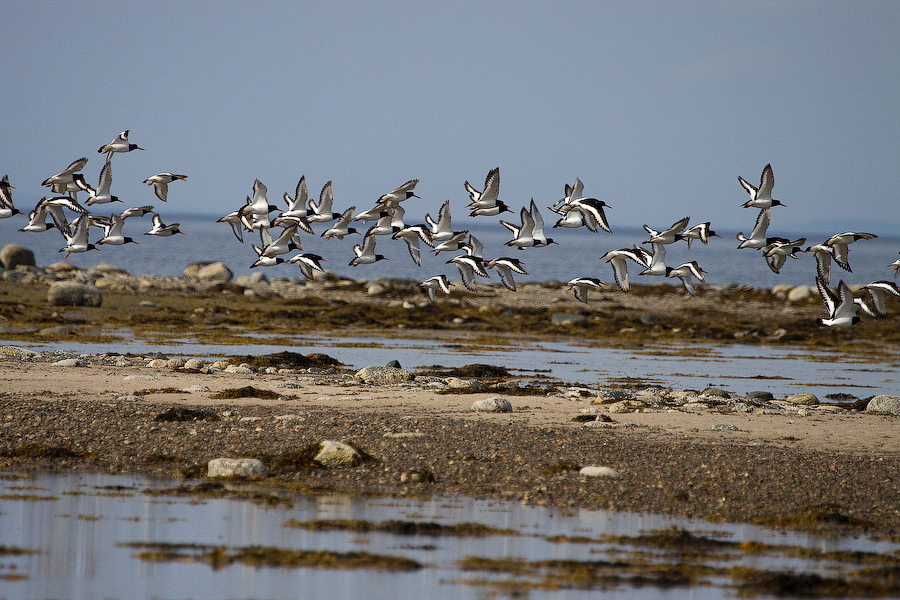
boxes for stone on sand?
[866,395,900,415]
[207,458,268,478]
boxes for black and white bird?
[465,167,500,209]
[425,200,457,243]
[737,208,784,250]
[321,206,359,240]
[78,161,120,206]
[824,231,878,273]
[643,216,690,245]
[762,238,806,274]
[98,130,144,159]
[287,252,328,280]
[855,281,900,318]
[349,228,388,266]
[19,197,61,232]
[95,213,138,246]
[307,180,342,223]
[419,274,452,302]
[552,178,612,233]
[677,222,720,247]
[816,277,861,328]
[447,254,489,291]
[665,261,707,296]
[144,213,184,237]
[638,242,669,277]
[282,176,309,220]
[52,214,97,256]
[432,229,469,254]
[0,175,20,219]
[738,163,784,209]
[485,257,527,291]
[258,223,300,257]
[41,157,88,195]
[378,179,420,204]
[890,254,900,278]
[565,277,606,303]
[143,173,187,202]
[392,222,434,266]
[502,200,556,249]
[600,246,651,293]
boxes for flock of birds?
[1,132,899,328]
[1,131,185,258]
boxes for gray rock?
[52,358,84,367]
[314,440,364,467]
[38,325,73,336]
[701,387,731,399]
[710,423,740,431]
[592,389,637,403]
[551,312,586,325]
[580,466,620,478]
[471,397,513,412]
[355,365,412,382]
[47,281,102,307]
[0,244,36,269]
[745,391,775,402]
[787,285,812,303]
[207,458,268,478]
[386,359,402,368]
[866,395,900,415]
[784,393,819,406]
[184,358,206,370]
[117,395,143,402]
[196,262,233,283]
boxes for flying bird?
[816,277,861,328]
[98,130,144,159]
[738,163,784,208]
[143,173,187,202]
[419,274,452,302]
[565,277,606,303]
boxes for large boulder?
[184,261,233,283]
[0,244,36,269]
[47,281,102,307]
[866,395,900,415]
[314,440,364,467]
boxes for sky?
[2,0,899,237]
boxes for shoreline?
[2,348,899,539]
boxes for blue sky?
[3,1,898,235]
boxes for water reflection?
[2,472,898,600]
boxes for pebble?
[207,458,268,478]
[580,466,620,478]
[123,375,160,381]
[355,365,413,382]
[52,358,84,367]
[784,393,819,406]
[710,423,740,431]
[471,397,513,413]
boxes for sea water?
[3,213,898,289]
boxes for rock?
[197,262,233,283]
[207,458,268,478]
[866,395,900,415]
[147,359,169,368]
[607,400,646,413]
[771,283,794,299]
[784,393,819,406]
[38,325,73,336]
[225,365,253,374]
[314,440,364,467]
[117,395,143,402]
[700,387,731,399]
[592,389,637,403]
[580,466,620,478]
[47,281,102,307]
[184,358,206,370]
[471,397,513,412]
[355,365,412,382]
[0,244,36,269]
[710,423,740,431]
[52,358,84,367]
[386,359,402,368]
[787,285,812,303]
[745,391,775,402]
[551,312,586,325]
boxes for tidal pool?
[2,472,899,599]
[8,330,900,399]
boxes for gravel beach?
[1,347,898,539]
[1,268,899,539]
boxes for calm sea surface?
[3,213,898,289]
